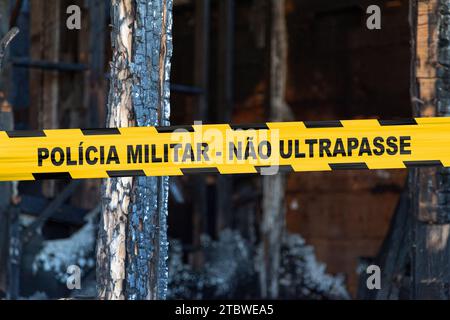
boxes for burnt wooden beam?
[410,0,450,299]
[29,0,61,198]
[97,0,135,301]
[87,0,107,128]
[259,0,288,299]
[97,0,173,300]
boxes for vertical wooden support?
[216,0,234,234]
[97,0,173,300]
[29,0,60,130]
[259,0,288,299]
[58,0,84,129]
[74,0,106,211]
[0,100,13,296]
[410,0,450,299]
[97,0,134,300]
[126,0,172,300]
[88,0,106,127]
[29,0,61,198]
[0,3,18,295]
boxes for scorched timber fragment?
[96,0,173,300]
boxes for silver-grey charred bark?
[125,0,172,300]
[97,0,172,300]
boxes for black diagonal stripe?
[303,120,343,129]
[156,125,195,133]
[107,170,146,178]
[404,160,443,168]
[7,130,46,138]
[378,119,418,126]
[81,128,121,136]
[230,123,269,130]
[32,172,72,180]
[329,163,369,170]
[180,168,220,175]
[255,165,294,173]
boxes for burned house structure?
[0,0,447,300]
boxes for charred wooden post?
[29,0,61,198]
[97,0,173,300]
[126,0,172,300]
[410,0,450,299]
[87,0,107,128]
[29,0,60,131]
[0,22,19,297]
[259,0,288,299]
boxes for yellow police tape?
[1,117,449,181]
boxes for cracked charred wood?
[410,0,450,299]
[97,0,173,300]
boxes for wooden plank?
[29,0,61,198]
[286,192,399,240]
[29,0,60,130]
[87,0,106,128]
